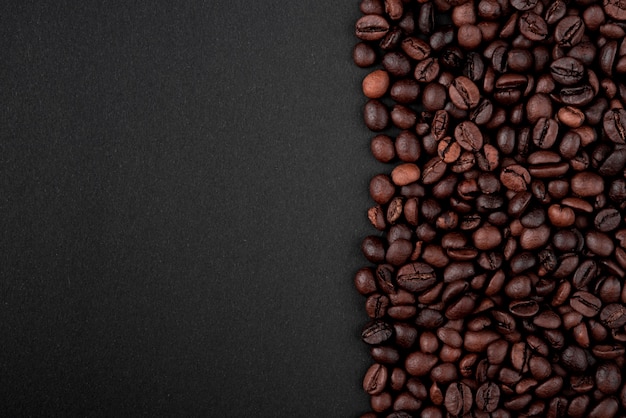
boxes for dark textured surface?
[0,2,376,416]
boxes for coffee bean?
[364,99,389,131]
[604,0,626,21]
[555,16,585,47]
[595,361,622,394]
[603,108,626,143]
[444,382,473,416]
[561,345,588,373]
[551,57,585,86]
[396,262,436,293]
[588,397,619,418]
[353,42,377,67]
[356,15,390,41]
[422,82,448,111]
[519,12,548,42]
[600,303,626,328]
[363,363,388,395]
[401,37,431,61]
[362,320,393,345]
[370,174,395,205]
[570,291,602,317]
[449,76,480,110]
[405,351,438,376]
[500,164,530,192]
[571,172,604,197]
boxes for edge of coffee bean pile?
[353,0,626,416]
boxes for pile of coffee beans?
[353,0,626,416]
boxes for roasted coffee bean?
[382,52,411,77]
[449,76,480,110]
[604,108,626,143]
[363,363,388,395]
[362,320,393,345]
[500,164,530,192]
[519,12,548,42]
[600,303,626,328]
[551,57,584,86]
[454,121,483,151]
[570,291,602,317]
[353,42,377,68]
[396,262,436,293]
[364,99,389,131]
[445,382,473,416]
[356,15,390,41]
[555,16,585,47]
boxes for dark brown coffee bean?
[560,85,595,107]
[533,310,562,329]
[444,382,473,416]
[362,320,393,345]
[356,15,390,41]
[535,376,563,399]
[375,264,395,294]
[571,172,604,197]
[364,99,389,131]
[568,395,590,418]
[561,345,588,373]
[573,259,599,289]
[551,57,585,86]
[532,117,559,149]
[519,224,550,250]
[413,57,440,83]
[452,121,482,152]
[509,299,540,317]
[363,363,388,395]
[355,268,378,296]
[422,157,448,185]
[396,262,436,293]
[395,130,421,162]
[475,382,500,412]
[382,52,412,77]
[370,174,395,205]
[449,76,481,110]
[519,12,548,41]
[422,82,448,111]
[595,361,622,394]
[545,0,567,24]
[464,330,500,352]
[604,0,626,21]
[361,236,385,264]
[588,397,619,418]
[384,0,402,20]
[353,42,377,68]
[366,294,389,319]
[570,291,602,317]
[586,230,614,257]
[431,110,449,140]
[595,208,621,231]
[385,239,412,266]
[401,37,431,61]
[405,351,438,376]
[555,16,584,47]
[500,164,530,192]
[437,137,461,163]
[603,108,626,143]
[600,303,626,328]
[370,135,395,163]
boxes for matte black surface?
[0,1,378,416]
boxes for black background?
[0,1,380,416]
